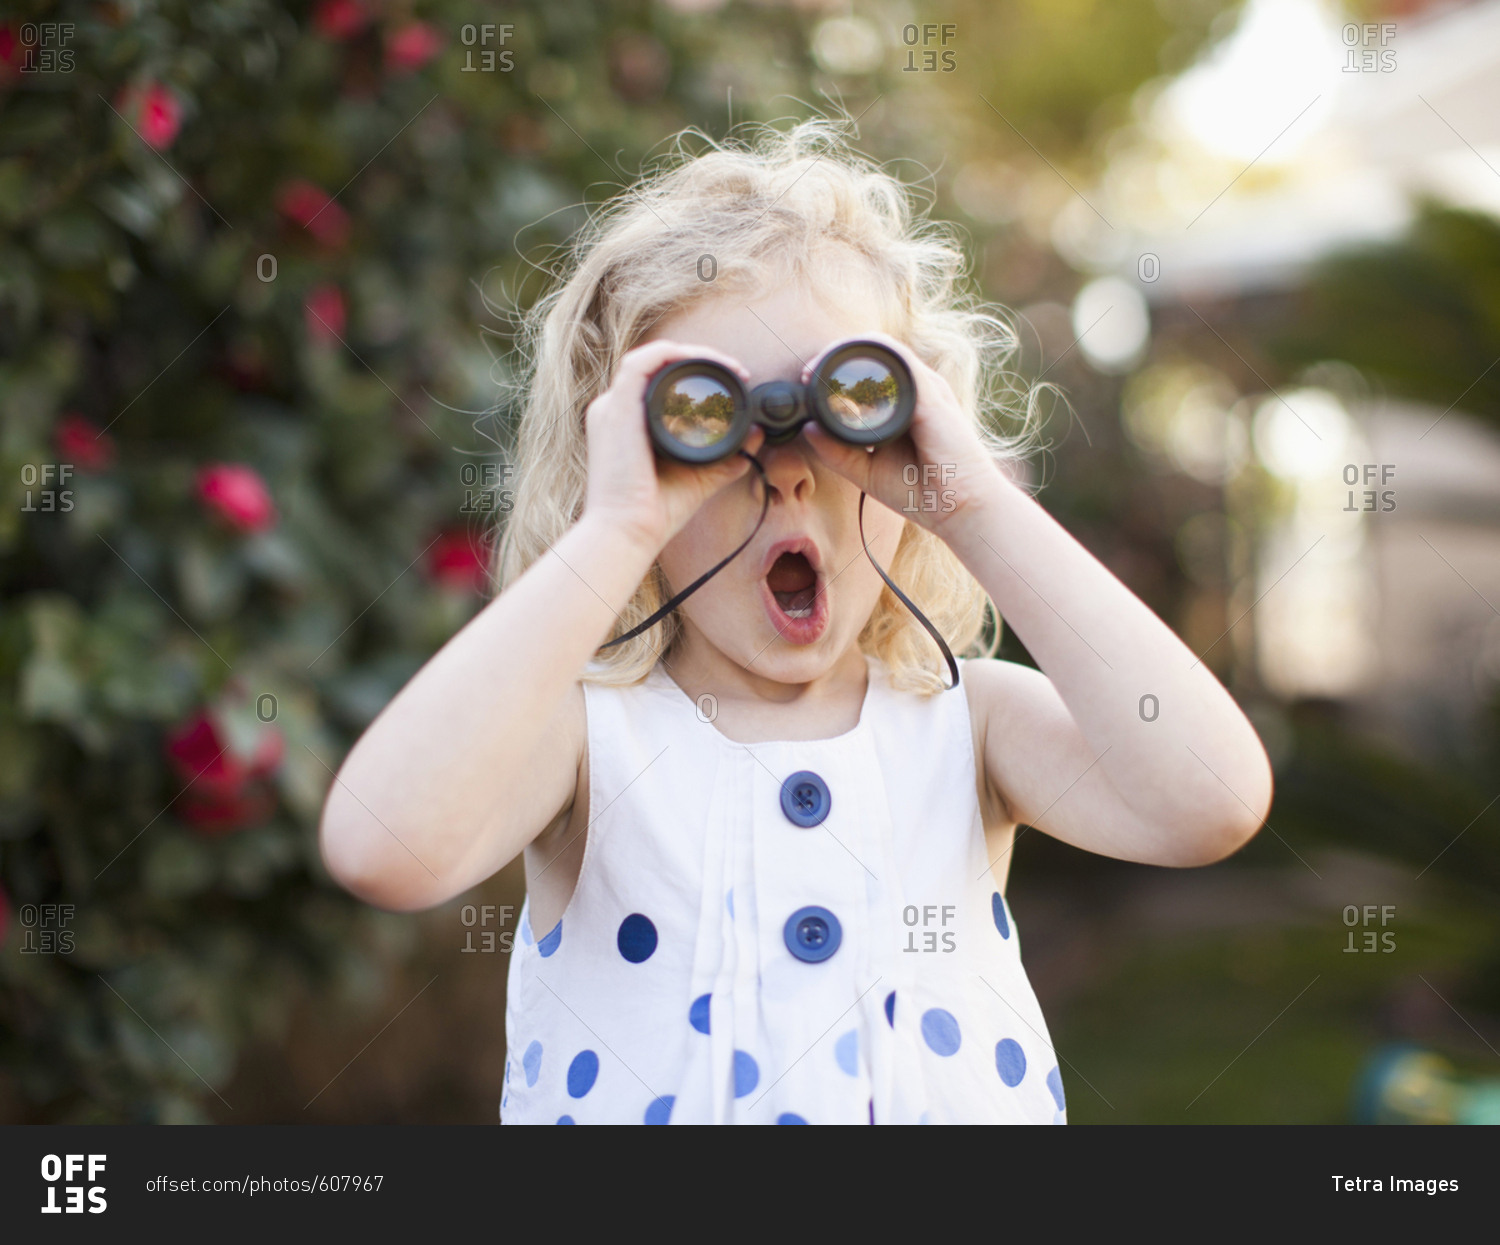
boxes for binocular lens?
[645,340,913,462]
[656,371,739,449]
[817,356,903,435]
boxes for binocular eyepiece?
[646,339,916,463]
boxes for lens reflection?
[658,373,738,447]
[820,357,901,431]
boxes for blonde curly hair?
[496,115,1040,694]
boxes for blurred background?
[3,0,1499,1124]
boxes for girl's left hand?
[800,331,1003,536]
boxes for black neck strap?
[600,452,770,651]
[858,492,960,690]
[600,452,959,690]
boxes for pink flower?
[119,82,183,150]
[304,284,346,345]
[54,413,115,471]
[197,463,277,534]
[313,0,370,41]
[427,528,490,593]
[386,22,444,75]
[275,179,350,248]
[0,24,21,80]
[0,24,29,87]
[164,710,284,835]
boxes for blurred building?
[1066,0,1500,758]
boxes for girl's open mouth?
[768,551,817,618]
[760,542,828,643]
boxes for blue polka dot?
[919,1110,932,1125]
[522,1040,543,1087]
[644,1095,675,1125]
[537,920,562,957]
[1053,1111,1066,1125]
[834,1029,859,1076]
[995,1038,1027,1087]
[520,911,534,946]
[556,1115,574,1125]
[616,913,658,963]
[733,1050,759,1098]
[689,993,711,1035]
[992,892,1010,939]
[567,1050,599,1098]
[777,1112,808,1124]
[884,991,896,1028]
[504,1060,511,1085]
[921,1008,961,1056]
[1047,1065,1066,1111]
[726,889,735,919]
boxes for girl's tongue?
[767,551,817,618]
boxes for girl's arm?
[806,336,1273,868]
[319,340,761,910]
[943,478,1272,866]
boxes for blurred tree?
[1269,201,1500,428]
[1256,200,1500,969]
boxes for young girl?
[318,120,1274,1125]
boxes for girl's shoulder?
[577,660,694,737]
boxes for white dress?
[501,654,1067,1125]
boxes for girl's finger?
[803,423,875,490]
[740,426,767,458]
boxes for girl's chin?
[758,578,830,645]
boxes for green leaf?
[19,654,85,723]
[142,833,217,899]
[175,536,248,621]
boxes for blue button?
[784,905,842,963]
[780,770,831,827]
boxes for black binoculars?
[646,339,916,463]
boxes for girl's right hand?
[582,339,765,552]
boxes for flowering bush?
[0,0,813,1123]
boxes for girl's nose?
[758,435,816,504]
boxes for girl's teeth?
[785,606,811,619]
